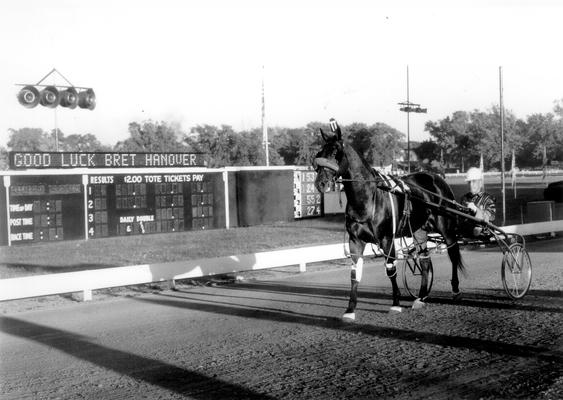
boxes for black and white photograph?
[0,1,561,399]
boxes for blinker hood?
[314,157,339,172]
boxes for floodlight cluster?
[17,85,95,110]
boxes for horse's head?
[313,118,345,192]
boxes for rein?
[336,176,471,214]
[336,175,506,238]
[336,174,467,262]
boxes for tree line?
[2,99,562,171]
[0,121,405,170]
[422,99,563,172]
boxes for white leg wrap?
[342,312,356,322]
[351,257,364,282]
[385,262,397,278]
[412,298,426,309]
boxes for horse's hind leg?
[412,228,431,309]
[447,239,463,301]
[439,215,464,301]
[343,238,365,322]
[415,253,432,304]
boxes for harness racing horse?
[313,119,465,321]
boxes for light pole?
[398,65,426,173]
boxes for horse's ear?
[320,128,331,143]
[329,118,342,141]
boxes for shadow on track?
[425,289,563,313]
[134,293,562,364]
[221,281,396,302]
[0,316,274,400]
[210,281,563,314]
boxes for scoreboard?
[8,175,83,243]
[4,171,224,245]
[293,170,322,218]
[86,172,220,238]
[1,152,327,246]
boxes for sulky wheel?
[401,257,433,299]
[501,243,532,300]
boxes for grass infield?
[0,215,345,279]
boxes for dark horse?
[314,119,465,321]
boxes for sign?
[293,170,322,218]
[9,152,207,169]
[8,175,84,243]
[5,172,223,244]
[86,173,220,239]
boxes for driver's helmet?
[465,167,483,182]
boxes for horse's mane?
[344,142,376,179]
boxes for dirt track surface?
[1,238,562,400]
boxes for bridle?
[314,161,423,263]
[313,157,339,173]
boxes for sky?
[0,0,562,148]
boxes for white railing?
[0,220,561,302]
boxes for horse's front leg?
[342,238,366,322]
[381,236,402,312]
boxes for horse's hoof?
[412,298,426,310]
[342,312,356,322]
[452,291,462,301]
[389,306,403,314]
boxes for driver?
[460,167,496,237]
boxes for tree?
[472,107,520,170]
[268,121,327,167]
[425,111,474,171]
[7,127,55,151]
[425,108,521,171]
[0,146,8,170]
[62,133,110,151]
[187,124,235,167]
[346,122,372,160]
[414,140,442,164]
[257,127,284,166]
[225,128,264,166]
[345,122,404,167]
[298,122,328,167]
[367,123,405,167]
[115,120,186,152]
[519,112,561,167]
[553,98,563,118]
[274,127,308,165]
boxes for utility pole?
[499,66,506,226]
[398,65,427,174]
[261,65,269,166]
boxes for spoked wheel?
[501,243,532,299]
[401,257,433,299]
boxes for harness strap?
[389,192,397,236]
